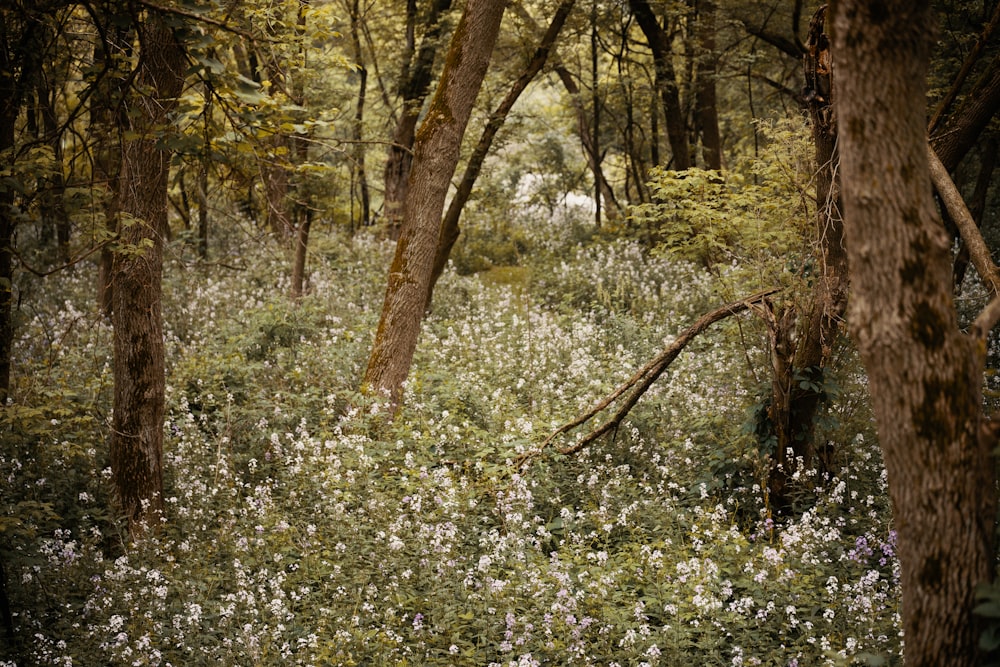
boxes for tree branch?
[926,142,1000,294]
[538,288,781,458]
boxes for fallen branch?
[539,287,782,458]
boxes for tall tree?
[110,8,186,533]
[363,0,506,410]
[831,1,997,664]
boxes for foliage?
[628,118,814,285]
[2,213,897,665]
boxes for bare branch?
[538,288,782,458]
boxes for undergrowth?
[2,222,895,666]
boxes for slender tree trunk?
[364,0,506,410]
[0,121,14,406]
[831,2,996,664]
[290,210,312,300]
[767,6,847,510]
[427,0,576,306]
[36,76,70,263]
[953,135,997,290]
[555,65,621,216]
[91,25,131,317]
[349,0,371,229]
[197,83,211,259]
[628,0,690,169]
[111,12,185,534]
[591,0,601,228]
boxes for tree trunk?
[555,65,621,216]
[91,24,132,318]
[290,210,312,300]
[0,121,14,406]
[953,134,997,291]
[767,5,847,511]
[349,0,371,229]
[694,0,721,170]
[628,0,690,169]
[111,12,185,534]
[831,3,996,664]
[364,0,506,410]
[427,0,576,306]
[382,0,454,238]
[930,49,1000,172]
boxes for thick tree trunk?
[628,0,690,169]
[364,0,506,410]
[427,0,576,306]
[831,3,996,665]
[111,13,185,534]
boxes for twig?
[535,287,781,460]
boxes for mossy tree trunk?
[364,0,506,411]
[831,2,997,664]
[111,10,185,535]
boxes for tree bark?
[91,22,133,317]
[831,2,996,664]
[426,0,576,307]
[348,0,371,229]
[111,11,185,534]
[364,0,506,411]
